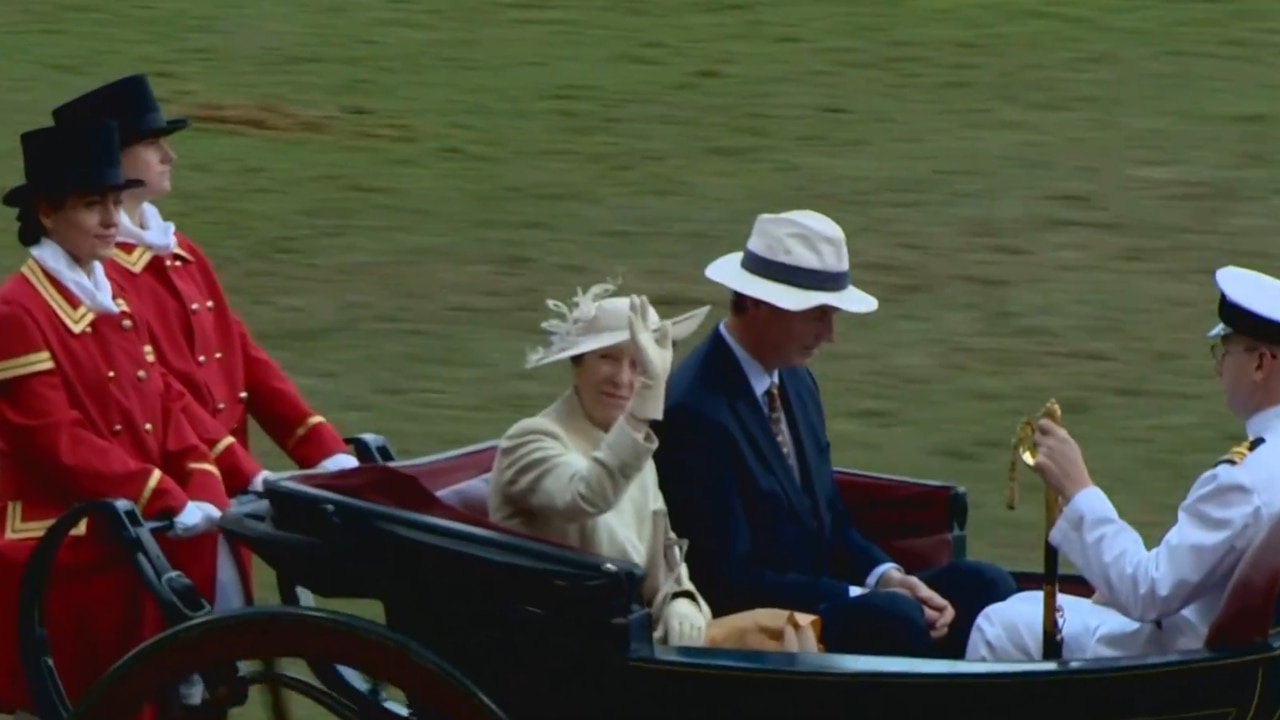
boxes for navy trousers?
[817,560,1018,659]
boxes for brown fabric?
[706,608,823,653]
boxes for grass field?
[4,0,1280,715]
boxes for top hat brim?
[122,117,190,146]
[2,178,146,209]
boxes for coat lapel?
[707,332,818,525]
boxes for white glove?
[248,470,273,493]
[657,597,706,647]
[169,501,222,538]
[315,453,360,472]
[626,295,673,422]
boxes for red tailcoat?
[0,259,247,717]
[108,235,348,489]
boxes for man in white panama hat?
[968,265,1280,661]
[652,209,1017,658]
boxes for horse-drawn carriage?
[18,432,1280,720]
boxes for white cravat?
[117,201,177,254]
[29,238,118,315]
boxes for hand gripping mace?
[1008,398,1065,661]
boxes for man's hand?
[877,569,955,640]
[1031,419,1094,501]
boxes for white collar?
[117,202,177,254]
[1246,403,1280,440]
[28,238,119,315]
[718,320,779,401]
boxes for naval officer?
[966,265,1280,661]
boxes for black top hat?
[2,120,146,208]
[51,74,190,148]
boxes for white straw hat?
[524,279,711,369]
[704,209,878,313]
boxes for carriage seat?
[436,473,492,518]
[1204,511,1280,650]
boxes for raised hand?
[626,295,674,422]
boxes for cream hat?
[704,209,878,313]
[524,279,711,369]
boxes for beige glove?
[626,295,673,422]
[657,597,707,647]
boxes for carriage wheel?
[276,575,410,719]
[69,605,508,720]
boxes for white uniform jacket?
[968,405,1280,660]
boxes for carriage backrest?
[437,473,491,517]
[1204,511,1280,650]
[394,444,967,574]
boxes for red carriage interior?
[293,442,963,573]
[289,442,1280,653]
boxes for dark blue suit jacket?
[652,327,894,616]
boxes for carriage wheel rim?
[278,580,410,717]
[70,606,506,720]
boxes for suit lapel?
[779,369,831,533]
[707,332,817,524]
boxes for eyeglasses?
[1211,341,1278,364]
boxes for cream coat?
[488,390,714,633]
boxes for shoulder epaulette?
[1216,437,1267,467]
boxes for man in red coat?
[0,120,241,718]
[51,74,360,496]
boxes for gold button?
[197,355,207,365]
[121,318,133,330]
[111,425,122,435]
[107,370,116,380]
[164,259,173,267]
[238,391,248,402]
[143,422,153,433]
[215,402,226,411]
[84,327,93,334]
[214,352,223,360]
[205,300,214,309]
[175,260,183,267]
[136,369,148,381]
[189,303,199,313]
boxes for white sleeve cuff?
[865,562,904,590]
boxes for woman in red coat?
[51,74,361,489]
[0,120,232,718]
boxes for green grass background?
[3,0,1280,715]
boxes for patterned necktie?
[765,381,797,477]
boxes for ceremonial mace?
[1007,398,1065,661]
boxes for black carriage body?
[229,475,1280,720]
